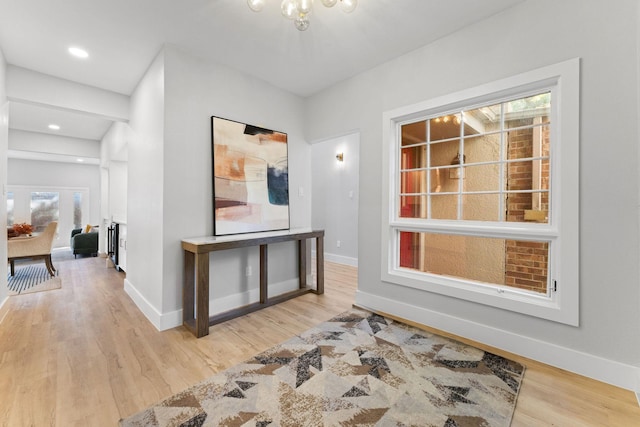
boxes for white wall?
[311,133,359,266]
[108,161,127,223]
[0,48,8,305]
[125,50,165,317]
[123,44,311,328]
[305,0,640,390]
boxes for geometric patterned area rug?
[7,264,61,295]
[120,308,525,427]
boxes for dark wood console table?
[182,229,324,338]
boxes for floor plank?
[0,255,638,425]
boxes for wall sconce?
[449,152,465,179]
[336,152,344,162]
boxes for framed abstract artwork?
[211,116,290,236]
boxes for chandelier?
[247,0,358,31]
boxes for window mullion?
[427,119,432,220]
[457,113,464,220]
[499,102,506,221]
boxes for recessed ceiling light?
[48,124,60,130]
[68,46,89,59]
[76,158,85,162]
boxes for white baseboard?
[355,290,639,392]
[312,250,358,267]
[636,370,640,406]
[124,278,181,331]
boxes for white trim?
[159,308,183,331]
[124,278,182,331]
[313,250,358,267]
[325,253,358,267]
[355,291,638,392]
[636,368,640,406]
[124,278,165,330]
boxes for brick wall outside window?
[504,118,549,293]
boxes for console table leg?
[260,244,268,304]
[316,236,324,294]
[299,239,307,289]
[183,251,195,327]
[195,252,210,338]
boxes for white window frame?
[381,58,580,326]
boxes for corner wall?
[125,50,165,321]
[305,0,640,390]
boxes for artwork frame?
[211,116,290,236]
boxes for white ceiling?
[0,0,525,146]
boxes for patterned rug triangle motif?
[236,381,257,391]
[482,352,524,392]
[163,392,202,409]
[342,385,369,397]
[437,359,480,369]
[323,331,345,340]
[294,347,322,387]
[223,380,258,399]
[152,406,206,427]
[342,407,389,425]
[366,313,388,334]
[219,411,263,426]
[445,386,476,404]
[359,354,391,379]
[409,333,428,340]
[356,376,372,395]
[223,388,245,399]
[444,415,489,426]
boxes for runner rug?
[120,308,525,427]
[7,264,61,295]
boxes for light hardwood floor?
[0,256,638,426]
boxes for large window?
[399,93,551,294]
[382,59,579,325]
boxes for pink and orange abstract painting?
[211,116,290,235]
